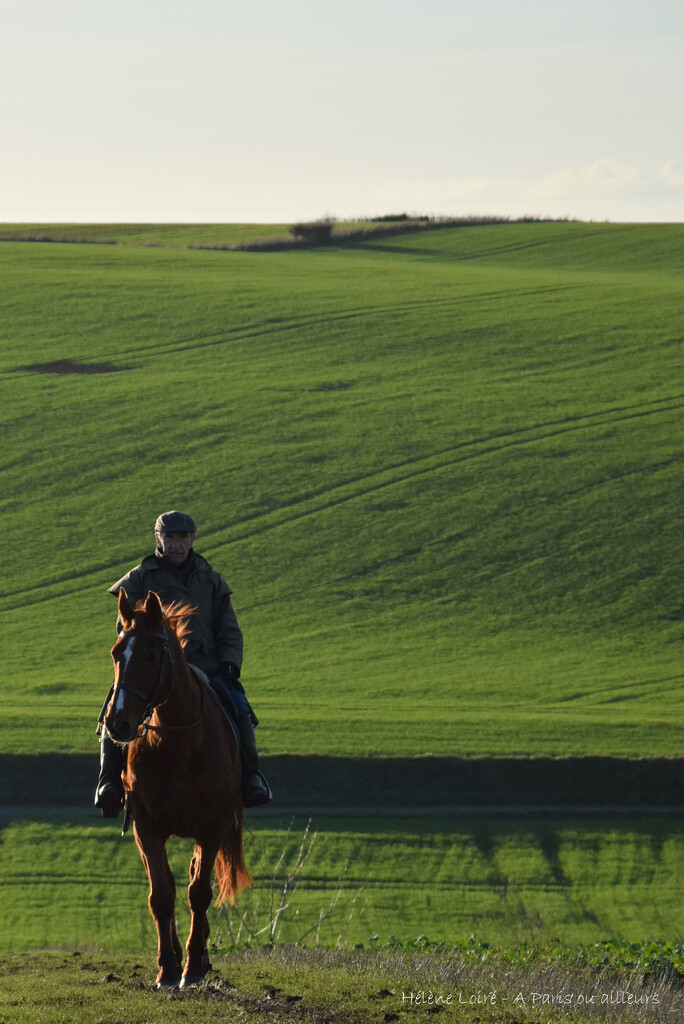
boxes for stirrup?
[95,781,124,818]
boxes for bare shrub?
[289,219,336,245]
[190,213,578,253]
[213,819,364,948]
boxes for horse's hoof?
[179,974,203,989]
[155,977,180,990]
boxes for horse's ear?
[144,590,164,626]
[118,587,134,626]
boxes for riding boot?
[94,735,126,818]
[238,717,272,807]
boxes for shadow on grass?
[0,754,682,810]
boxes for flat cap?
[154,510,197,535]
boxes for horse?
[103,588,251,988]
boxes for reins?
[142,681,204,736]
[112,626,204,737]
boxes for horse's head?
[105,589,172,743]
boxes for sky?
[1,0,683,223]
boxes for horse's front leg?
[181,842,218,987]
[133,820,182,988]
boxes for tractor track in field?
[200,393,684,554]
[2,392,682,613]
[47,284,574,367]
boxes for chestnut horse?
[103,588,251,988]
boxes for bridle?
[112,626,203,735]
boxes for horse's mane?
[133,597,196,649]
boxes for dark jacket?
[107,550,243,676]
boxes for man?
[94,509,271,816]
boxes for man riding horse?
[95,509,271,815]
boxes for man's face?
[156,530,195,565]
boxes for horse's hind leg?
[181,842,218,988]
[133,821,181,988]
[167,859,183,974]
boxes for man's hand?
[219,662,241,688]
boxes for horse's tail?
[214,809,252,907]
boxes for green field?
[0,222,290,248]
[1,811,682,952]
[1,221,683,759]
[1,221,682,960]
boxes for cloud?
[534,159,645,199]
[377,160,647,212]
[369,158,684,223]
[661,161,684,186]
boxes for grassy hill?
[0,221,682,761]
[1,221,682,960]
[0,222,290,248]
